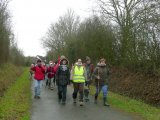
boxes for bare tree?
[97,0,160,71]
[42,9,79,59]
[0,0,11,64]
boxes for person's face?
[86,60,91,64]
[31,64,34,67]
[62,60,67,65]
[101,60,105,64]
[37,62,41,66]
[42,62,45,66]
[78,59,82,65]
[50,63,53,67]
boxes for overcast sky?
[9,0,95,56]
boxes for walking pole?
[97,67,100,95]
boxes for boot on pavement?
[85,98,89,102]
[94,95,98,104]
[103,97,110,107]
[73,99,76,103]
[62,101,66,105]
[58,98,62,103]
[79,101,84,106]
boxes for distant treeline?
[0,0,25,66]
[42,0,160,74]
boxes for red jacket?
[32,66,46,80]
[47,66,55,78]
[54,57,61,73]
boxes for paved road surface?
[31,84,141,120]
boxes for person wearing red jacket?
[31,59,46,99]
[47,62,55,90]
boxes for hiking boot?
[58,99,62,103]
[62,101,66,105]
[94,99,97,104]
[73,99,76,103]
[37,96,41,99]
[103,97,110,107]
[34,95,38,99]
[85,98,89,102]
[50,87,54,90]
[104,102,110,107]
[94,95,98,104]
[79,101,84,106]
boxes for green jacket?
[93,63,110,86]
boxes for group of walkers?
[30,55,110,107]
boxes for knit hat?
[49,61,53,65]
[100,58,106,63]
[37,59,42,63]
[86,56,91,61]
[60,55,66,60]
[60,57,69,65]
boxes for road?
[31,83,141,120]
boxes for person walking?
[83,56,94,102]
[31,59,46,99]
[92,58,110,106]
[56,57,70,105]
[71,59,87,106]
[47,61,55,90]
[45,62,49,88]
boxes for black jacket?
[56,59,70,86]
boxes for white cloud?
[8,0,94,56]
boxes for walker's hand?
[70,80,74,84]
[97,76,100,79]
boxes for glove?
[85,82,87,86]
[70,80,74,84]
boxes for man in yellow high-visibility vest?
[71,59,87,106]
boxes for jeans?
[72,83,84,102]
[34,79,43,97]
[95,85,108,98]
[58,85,67,102]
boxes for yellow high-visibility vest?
[73,66,85,83]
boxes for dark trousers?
[72,83,84,102]
[84,81,90,98]
[58,85,67,102]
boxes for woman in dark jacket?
[93,58,110,106]
[56,57,70,105]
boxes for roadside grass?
[0,69,31,120]
[0,63,23,97]
[90,86,160,120]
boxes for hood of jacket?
[97,62,106,67]
[60,58,69,65]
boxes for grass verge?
[0,63,24,97]
[0,69,31,120]
[90,86,160,120]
